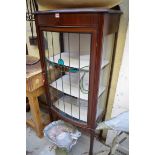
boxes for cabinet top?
[34,7,122,15]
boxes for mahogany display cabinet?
[34,8,122,155]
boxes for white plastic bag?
[44,120,81,151]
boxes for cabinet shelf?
[52,94,104,122]
[50,73,106,100]
[48,52,109,70]
[53,95,88,122]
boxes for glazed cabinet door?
[41,29,96,124]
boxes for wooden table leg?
[28,95,43,138]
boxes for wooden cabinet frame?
[34,8,122,155]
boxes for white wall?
[106,28,129,145]
[112,28,129,115]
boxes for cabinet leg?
[89,134,94,155]
[49,111,55,122]
[28,95,43,138]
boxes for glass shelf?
[53,95,88,122]
[50,72,106,101]
[52,94,105,122]
[47,52,109,71]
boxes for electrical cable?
[79,66,89,94]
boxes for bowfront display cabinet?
[34,8,122,155]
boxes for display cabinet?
[34,8,122,155]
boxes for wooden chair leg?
[28,95,43,138]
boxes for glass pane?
[96,33,115,120]
[43,31,91,123]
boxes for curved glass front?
[42,31,115,123]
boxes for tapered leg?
[89,134,95,155]
[49,111,53,121]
